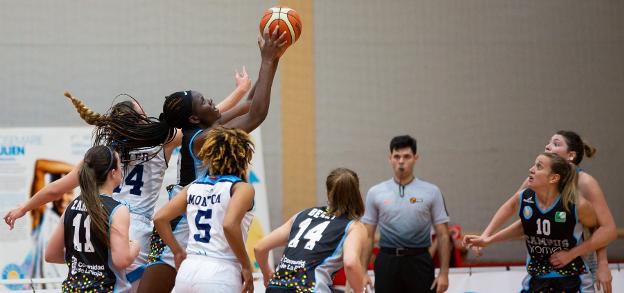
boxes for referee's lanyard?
[395,176,414,198]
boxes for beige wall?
[2,1,623,260]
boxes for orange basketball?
[259,6,302,47]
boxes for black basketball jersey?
[268,207,353,293]
[62,195,122,293]
[179,126,206,186]
[519,189,587,277]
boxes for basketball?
[259,6,302,47]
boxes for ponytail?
[325,168,364,220]
[64,91,105,126]
[584,142,597,159]
[64,91,176,162]
[556,130,597,165]
[79,146,118,247]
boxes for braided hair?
[198,127,255,180]
[64,91,176,161]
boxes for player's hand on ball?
[258,26,287,61]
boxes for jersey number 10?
[536,218,551,236]
[288,218,330,250]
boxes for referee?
[363,135,450,293]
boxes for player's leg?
[137,263,177,293]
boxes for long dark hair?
[79,145,119,247]
[556,130,597,165]
[325,168,364,220]
[64,91,176,161]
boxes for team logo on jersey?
[523,206,533,220]
[523,197,534,204]
[555,211,566,223]
[409,197,423,204]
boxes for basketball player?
[465,131,616,293]
[44,145,140,292]
[4,75,249,291]
[255,168,368,293]
[153,127,256,293]
[139,26,287,293]
[464,153,602,292]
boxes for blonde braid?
[64,90,105,126]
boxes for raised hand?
[235,66,252,91]
[258,26,288,61]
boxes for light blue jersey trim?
[108,203,122,293]
[188,129,206,179]
[518,188,527,218]
[314,220,353,292]
[535,194,561,214]
[126,265,145,283]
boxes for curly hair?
[198,127,255,180]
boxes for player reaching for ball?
[137,23,289,293]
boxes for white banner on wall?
[0,126,272,290]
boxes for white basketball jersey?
[185,175,254,261]
[113,146,167,219]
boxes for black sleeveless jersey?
[179,126,206,186]
[268,207,353,293]
[519,189,586,277]
[62,195,122,293]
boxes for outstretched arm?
[222,27,287,133]
[4,161,81,230]
[464,220,524,249]
[462,190,522,254]
[215,67,253,124]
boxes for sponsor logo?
[409,197,423,204]
[555,211,566,223]
[523,197,534,204]
[523,206,533,220]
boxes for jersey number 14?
[288,218,330,250]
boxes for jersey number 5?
[193,209,212,243]
[288,218,330,250]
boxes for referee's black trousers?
[374,250,435,293]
